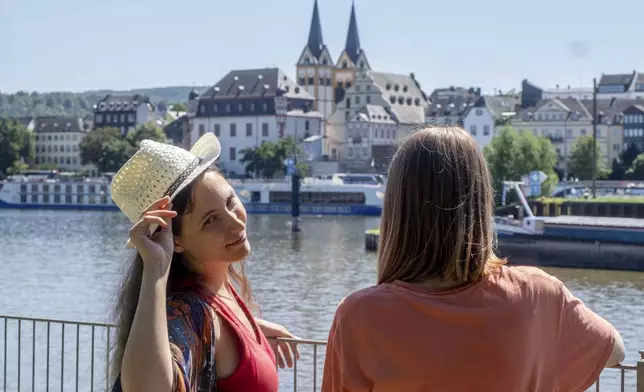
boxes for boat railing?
[1,314,643,391]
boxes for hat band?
[164,157,203,197]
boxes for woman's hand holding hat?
[128,196,177,278]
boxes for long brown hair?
[110,168,254,380]
[377,125,505,285]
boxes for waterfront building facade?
[462,95,519,147]
[188,68,323,176]
[92,94,156,135]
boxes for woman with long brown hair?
[321,125,624,392]
[109,133,299,392]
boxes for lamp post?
[591,78,598,198]
[290,104,310,233]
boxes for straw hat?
[110,133,221,248]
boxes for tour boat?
[0,172,385,216]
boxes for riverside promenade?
[1,314,643,392]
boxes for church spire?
[306,0,324,58]
[344,1,362,63]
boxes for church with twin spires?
[295,0,370,121]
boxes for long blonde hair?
[377,125,505,285]
[110,168,254,380]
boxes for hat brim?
[124,133,221,249]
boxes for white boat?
[0,175,118,211]
[0,172,385,216]
[229,173,385,216]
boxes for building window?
[483,125,490,136]
[229,147,236,161]
[199,124,205,136]
[305,121,310,131]
[355,96,360,105]
[299,77,305,85]
[214,124,221,137]
[250,103,255,112]
[230,123,236,137]
[225,104,231,113]
[346,98,351,109]
[342,60,348,68]
[262,103,268,112]
[262,123,269,137]
[308,77,314,84]
[366,96,371,104]
[246,123,252,137]
[213,104,219,113]
[470,125,477,136]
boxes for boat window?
[269,191,366,205]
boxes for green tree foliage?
[0,86,208,117]
[610,144,641,180]
[483,126,558,196]
[0,118,35,176]
[568,135,610,180]
[80,123,167,173]
[239,137,306,179]
[626,153,644,180]
[126,122,167,147]
[170,103,188,112]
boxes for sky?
[1,0,643,95]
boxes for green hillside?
[0,86,209,118]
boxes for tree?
[80,123,167,174]
[568,136,610,180]
[239,136,306,179]
[0,118,34,176]
[626,153,644,180]
[484,126,558,197]
[126,122,167,147]
[170,103,188,112]
[79,127,133,173]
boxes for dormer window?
[304,58,310,65]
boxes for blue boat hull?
[0,200,382,216]
[242,202,382,216]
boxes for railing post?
[638,350,644,392]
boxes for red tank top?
[204,285,279,392]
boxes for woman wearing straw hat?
[109,133,298,392]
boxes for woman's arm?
[255,318,300,368]
[120,270,174,392]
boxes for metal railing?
[1,315,642,392]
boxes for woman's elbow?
[605,328,625,368]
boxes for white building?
[93,94,156,135]
[326,70,427,168]
[32,116,97,175]
[187,68,323,176]
[462,95,519,147]
[510,98,622,177]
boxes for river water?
[0,209,642,391]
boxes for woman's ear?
[174,238,185,254]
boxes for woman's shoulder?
[333,285,387,321]
[493,264,566,296]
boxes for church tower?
[296,0,335,121]
[334,1,370,105]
